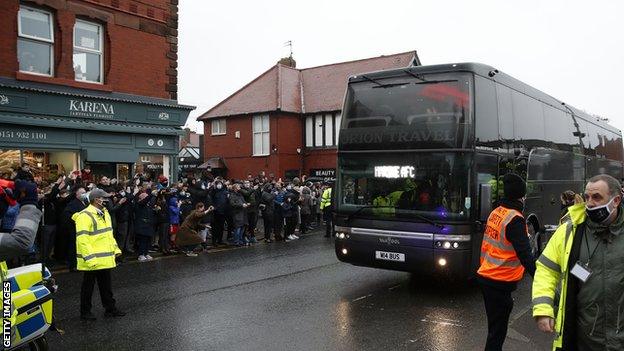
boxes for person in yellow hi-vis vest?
[319,182,333,238]
[72,188,125,321]
[0,180,42,333]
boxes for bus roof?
[348,62,621,135]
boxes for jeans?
[41,224,56,261]
[136,235,151,256]
[158,222,170,252]
[233,226,245,245]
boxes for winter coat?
[212,187,230,215]
[168,197,181,225]
[155,197,170,224]
[260,191,276,217]
[300,188,313,215]
[533,203,624,350]
[175,209,205,247]
[188,183,208,207]
[61,197,87,238]
[133,197,155,237]
[229,191,247,228]
[281,190,299,218]
[240,187,260,214]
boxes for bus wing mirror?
[479,184,493,221]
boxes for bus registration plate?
[375,251,405,262]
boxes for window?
[211,119,226,135]
[253,115,270,156]
[474,76,499,144]
[305,117,314,147]
[512,91,545,141]
[335,114,342,142]
[17,6,54,76]
[73,20,103,83]
[315,115,323,146]
[496,84,513,140]
[305,113,340,148]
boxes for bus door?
[474,153,499,270]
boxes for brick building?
[0,0,193,181]
[198,51,421,180]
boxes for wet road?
[47,230,554,350]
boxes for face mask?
[586,197,617,223]
[119,191,126,197]
[81,193,89,202]
[286,186,292,190]
[216,184,223,190]
[180,191,186,196]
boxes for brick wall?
[0,0,178,99]
[203,112,305,180]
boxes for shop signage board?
[0,85,191,126]
[0,124,78,147]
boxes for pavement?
[46,229,555,351]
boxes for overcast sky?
[177,0,624,134]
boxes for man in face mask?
[533,174,624,350]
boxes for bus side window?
[496,84,514,140]
[474,76,498,145]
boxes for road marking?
[420,318,465,328]
[352,294,373,302]
[388,284,402,291]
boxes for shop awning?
[86,148,138,163]
[198,157,227,169]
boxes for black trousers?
[480,282,514,351]
[323,208,333,237]
[247,212,258,238]
[80,269,116,314]
[212,213,226,245]
[262,214,273,240]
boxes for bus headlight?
[443,241,451,249]
[341,248,348,255]
[438,258,447,266]
[337,233,346,239]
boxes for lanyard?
[583,231,602,266]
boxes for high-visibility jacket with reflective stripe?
[532,202,586,351]
[477,205,526,282]
[72,204,120,271]
[320,188,332,210]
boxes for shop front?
[0,77,194,182]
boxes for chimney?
[277,56,296,68]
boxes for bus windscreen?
[337,152,472,221]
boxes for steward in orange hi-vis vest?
[476,173,536,351]
[478,206,527,282]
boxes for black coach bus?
[333,63,623,279]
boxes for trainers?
[104,309,126,317]
[138,255,148,262]
[145,255,154,260]
[185,252,198,257]
[287,235,295,240]
[292,234,299,239]
[80,312,97,321]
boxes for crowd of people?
[0,163,334,268]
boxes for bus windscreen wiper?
[346,205,393,222]
[346,205,444,229]
[361,75,409,89]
